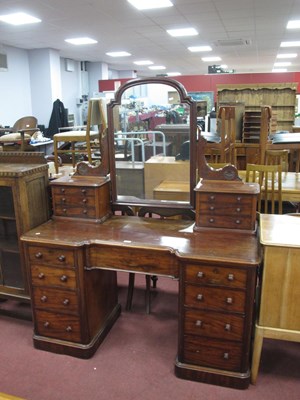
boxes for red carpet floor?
[0,272,299,400]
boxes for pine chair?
[265,149,289,172]
[53,98,107,174]
[246,163,282,214]
[126,206,195,314]
[0,116,38,151]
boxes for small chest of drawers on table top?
[194,179,259,233]
[50,175,111,221]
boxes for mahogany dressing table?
[21,77,261,390]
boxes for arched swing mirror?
[107,77,197,210]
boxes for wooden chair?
[53,98,107,174]
[265,149,289,172]
[205,106,235,165]
[0,116,38,151]
[126,206,195,314]
[246,164,282,214]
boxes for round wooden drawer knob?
[60,275,68,282]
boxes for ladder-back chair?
[246,164,282,214]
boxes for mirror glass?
[108,77,197,209]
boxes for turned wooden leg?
[151,275,158,288]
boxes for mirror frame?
[107,76,197,210]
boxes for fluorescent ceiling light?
[287,20,300,29]
[188,45,212,52]
[280,41,300,47]
[202,56,221,62]
[0,12,41,25]
[127,0,173,10]
[65,37,97,45]
[133,60,153,65]
[272,68,287,72]
[148,65,166,70]
[167,28,198,37]
[167,72,181,76]
[277,53,297,58]
[106,51,131,57]
[274,62,291,67]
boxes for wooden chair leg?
[251,324,264,385]
[71,142,76,168]
[126,272,135,311]
[145,275,151,314]
[54,138,60,174]
[151,275,158,288]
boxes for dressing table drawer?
[53,204,96,219]
[33,286,79,313]
[184,309,244,341]
[28,246,75,268]
[183,335,243,372]
[31,265,77,289]
[185,264,247,288]
[197,214,252,230]
[52,186,95,198]
[185,284,245,313]
[34,309,82,342]
[198,193,253,208]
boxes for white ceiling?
[1,0,300,77]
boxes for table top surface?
[260,213,300,248]
[271,133,300,144]
[21,216,260,266]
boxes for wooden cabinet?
[0,153,49,300]
[176,259,257,389]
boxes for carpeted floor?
[0,272,299,400]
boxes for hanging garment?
[46,99,69,138]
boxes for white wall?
[0,45,135,130]
[60,59,82,126]
[0,46,32,126]
[29,48,60,127]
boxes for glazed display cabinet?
[0,153,49,301]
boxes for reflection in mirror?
[108,77,197,210]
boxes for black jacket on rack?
[46,99,69,138]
